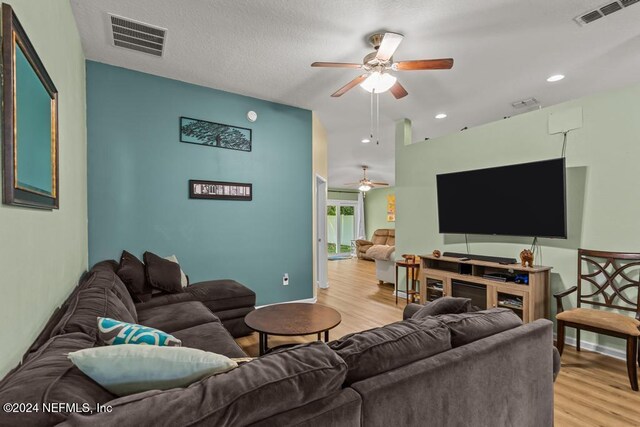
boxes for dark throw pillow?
[117,251,151,302]
[411,297,472,320]
[144,251,183,294]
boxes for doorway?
[327,200,358,257]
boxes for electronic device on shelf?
[514,274,529,285]
[442,252,518,265]
[483,272,516,282]
[436,158,567,238]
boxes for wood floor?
[236,258,640,427]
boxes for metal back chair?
[554,249,640,391]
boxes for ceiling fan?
[346,166,389,192]
[312,32,454,99]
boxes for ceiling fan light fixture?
[361,138,371,143]
[358,183,372,192]
[435,113,447,119]
[546,74,565,82]
[360,71,397,93]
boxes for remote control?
[459,257,471,261]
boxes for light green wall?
[365,187,395,240]
[0,0,87,377]
[328,190,359,201]
[396,82,640,354]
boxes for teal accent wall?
[86,62,313,305]
[365,187,395,239]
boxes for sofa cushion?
[97,317,181,347]
[52,288,136,338]
[116,251,152,303]
[134,291,197,311]
[435,308,523,347]
[186,279,256,312]
[328,318,451,385]
[144,251,182,294]
[365,244,395,261]
[136,301,219,333]
[62,341,347,426]
[0,333,115,427]
[86,269,138,323]
[171,322,247,358]
[68,345,237,396]
[411,297,472,320]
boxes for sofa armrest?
[403,303,423,320]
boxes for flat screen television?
[436,158,567,238]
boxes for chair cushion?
[434,308,523,347]
[411,297,472,320]
[186,279,256,312]
[52,288,136,338]
[0,333,115,427]
[136,301,219,333]
[171,322,247,358]
[328,318,451,385]
[556,308,640,336]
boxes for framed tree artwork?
[180,117,252,152]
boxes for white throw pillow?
[68,345,237,396]
[164,254,188,287]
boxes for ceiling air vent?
[575,0,638,25]
[511,97,540,109]
[109,14,166,57]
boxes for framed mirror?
[2,3,59,209]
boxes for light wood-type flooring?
[236,257,640,426]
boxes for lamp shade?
[360,72,397,93]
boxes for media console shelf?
[419,255,552,323]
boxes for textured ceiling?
[70,0,640,188]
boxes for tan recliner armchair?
[356,229,395,260]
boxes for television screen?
[436,158,567,238]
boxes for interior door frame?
[315,175,329,289]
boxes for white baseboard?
[256,297,317,309]
[553,332,626,360]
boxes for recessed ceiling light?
[361,138,371,143]
[435,113,447,119]
[546,74,565,82]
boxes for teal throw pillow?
[97,317,181,347]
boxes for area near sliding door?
[327,200,358,256]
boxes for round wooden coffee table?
[244,303,342,355]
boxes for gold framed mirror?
[2,3,59,209]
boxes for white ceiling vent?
[109,14,166,57]
[575,0,639,25]
[511,97,540,109]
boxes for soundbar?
[442,252,518,265]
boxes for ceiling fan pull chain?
[376,92,380,145]
[370,89,374,140]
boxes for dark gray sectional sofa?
[0,262,558,426]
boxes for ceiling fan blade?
[331,74,368,97]
[394,58,454,71]
[389,81,408,99]
[371,182,390,186]
[375,32,404,62]
[311,62,362,69]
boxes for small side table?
[395,258,420,305]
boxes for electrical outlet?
[283,273,289,286]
